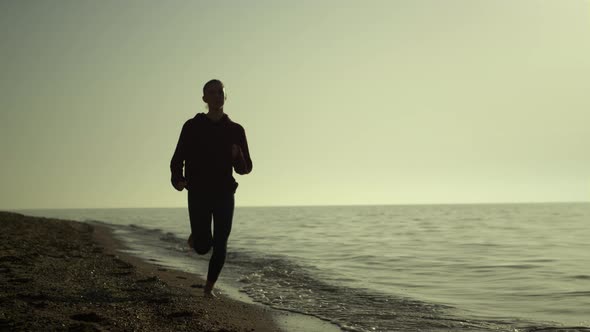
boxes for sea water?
[19,203,590,331]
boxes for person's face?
[202,83,226,109]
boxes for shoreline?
[0,211,340,331]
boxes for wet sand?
[0,211,285,331]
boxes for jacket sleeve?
[233,126,253,175]
[170,121,189,186]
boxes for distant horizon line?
[5,200,589,211]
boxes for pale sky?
[1,0,589,209]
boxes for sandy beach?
[0,211,295,332]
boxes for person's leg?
[187,190,213,255]
[204,193,235,294]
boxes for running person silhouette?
[170,79,252,297]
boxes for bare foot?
[203,289,218,299]
[203,280,217,298]
[187,234,193,249]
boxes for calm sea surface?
[19,203,590,331]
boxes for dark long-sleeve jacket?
[170,113,252,194]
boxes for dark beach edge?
[0,211,292,331]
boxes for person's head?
[202,79,226,111]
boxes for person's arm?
[233,126,252,175]
[170,122,189,190]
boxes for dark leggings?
[187,190,234,283]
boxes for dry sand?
[0,211,310,332]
